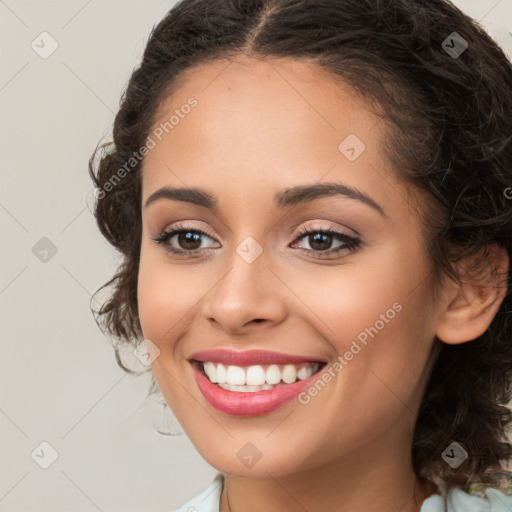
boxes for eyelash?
[151,222,361,259]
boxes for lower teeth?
[216,382,289,392]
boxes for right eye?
[152,222,220,256]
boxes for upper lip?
[189,349,327,366]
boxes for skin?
[136,55,508,512]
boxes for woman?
[89,0,512,510]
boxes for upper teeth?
[202,362,321,386]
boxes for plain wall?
[1,1,511,510]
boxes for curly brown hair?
[88,0,512,495]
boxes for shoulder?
[171,473,224,512]
[421,486,512,512]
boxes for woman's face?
[137,56,445,477]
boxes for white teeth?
[226,365,245,385]
[204,362,217,383]
[297,366,310,380]
[246,365,266,386]
[201,361,321,389]
[216,363,227,383]
[217,383,275,392]
[266,364,281,385]
[282,364,297,384]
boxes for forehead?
[141,55,403,215]
[148,55,380,150]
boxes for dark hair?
[89,0,512,495]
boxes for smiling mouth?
[192,360,327,392]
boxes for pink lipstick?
[188,349,327,416]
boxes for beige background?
[1,1,511,510]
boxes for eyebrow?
[144,182,386,217]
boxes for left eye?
[291,226,360,256]
[152,223,360,258]
[293,228,361,257]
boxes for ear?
[435,244,509,344]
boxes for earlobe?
[435,245,509,345]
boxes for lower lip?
[190,361,325,416]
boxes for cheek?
[292,243,435,391]
[284,273,434,470]
[290,242,428,337]
[137,243,194,341]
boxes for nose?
[202,246,288,335]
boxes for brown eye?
[306,232,333,251]
[152,222,219,256]
[292,226,360,258]
[176,231,203,250]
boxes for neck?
[219,422,437,512]
[221,472,433,512]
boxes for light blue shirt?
[172,473,512,512]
